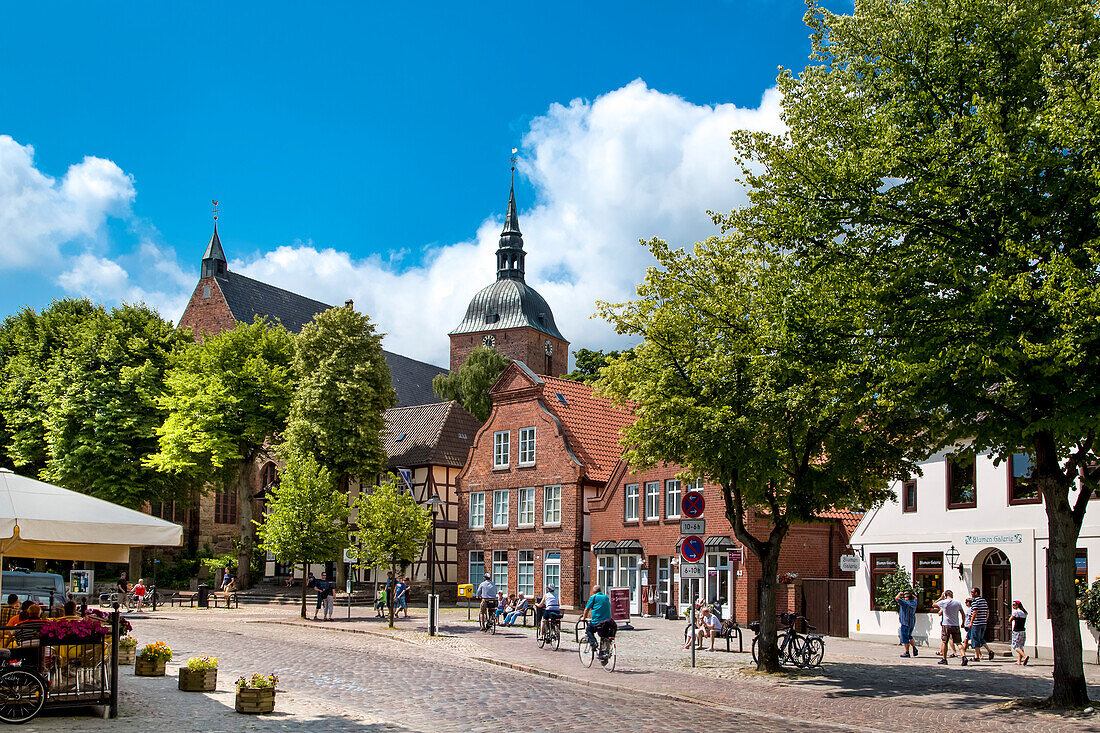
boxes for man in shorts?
[476,573,497,629]
[581,585,616,658]
[895,590,919,658]
[934,590,966,665]
[961,587,991,665]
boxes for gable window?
[214,489,237,525]
[902,480,917,513]
[870,553,898,610]
[665,479,682,519]
[492,550,508,590]
[644,481,660,520]
[1009,453,1041,505]
[493,431,510,468]
[518,487,535,527]
[624,484,639,522]
[468,492,485,529]
[469,551,485,585]
[946,453,977,509]
[493,489,509,528]
[543,485,561,525]
[519,427,536,466]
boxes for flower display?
[236,673,278,690]
[137,641,173,662]
[118,636,138,649]
[39,616,106,641]
[778,572,800,584]
[85,608,133,634]
[185,655,219,671]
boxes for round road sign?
[682,491,705,518]
[681,535,705,563]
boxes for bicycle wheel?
[684,623,693,646]
[604,640,616,672]
[578,637,594,668]
[751,636,759,664]
[550,623,560,651]
[786,635,808,668]
[574,618,587,645]
[488,614,496,635]
[802,638,825,668]
[0,670,45,724]
[536,624,546,648]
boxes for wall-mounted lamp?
[945,544,964,579]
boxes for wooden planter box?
[117,646,136,665]
[134,657,167,676]
[178,667,217,692]
[235,686,276,714]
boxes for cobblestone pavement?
[24,605,1100,732]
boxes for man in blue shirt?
[895,590,919,658]
[581,585,616,657]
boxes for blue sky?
[0,1,838,366]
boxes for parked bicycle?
[749,613,825,668]
[0,647,46,723]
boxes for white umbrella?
[0,468,182,564]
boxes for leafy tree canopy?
[432,345,510,421]
[284,305,396,484]
[564,348,634,384]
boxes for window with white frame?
[469,551,485,585]
[519,427,536,466]
[492,550,508,590]
[493,489,509,528]
[645,481,660,520]
[666,479,682,518]
[597,554,616,591]
[493,431,510,468]
[518,550,534,597]
[468,491,485,528]
[518,487,535,527]
[543,551,561,594]
[543,485,561,525]
[624,484,639,521]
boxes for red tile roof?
[539,376,635,483]
[817,509,864,536]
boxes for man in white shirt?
[694,607,723,650]
[934,590,966,665]
[476,574,497,630]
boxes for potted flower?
[118,636,138,665]
[135,641,172,676]
[39,617,106,644]
[179,655,218,692]
[235,673,278,714]
[778,572,800,585]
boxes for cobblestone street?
[25,605,1100,732]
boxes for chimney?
[345,299,354,308]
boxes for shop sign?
[838,555,860,572]
[964,533,1022,545]
[872,556,897,571]
[609,588,631,621]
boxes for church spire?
[496,157,526,281]
[201,200,228,278]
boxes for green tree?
[727,0,1098,704]
[148,318,295,588]
[284,304,396,489]
[598,237,929,672]
[256,452,349,618]
[875,568,916,614]
[563,348,633,384]
[349,476,432,628]
[431,345,510,421]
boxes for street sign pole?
[690,601,696,668]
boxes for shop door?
[981,550,1011,642]
[617,555,640,614]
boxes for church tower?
[449,175,569,375]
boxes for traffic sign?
[682,491,705,518]
[680,519,705,535]
[680,562,705,579]
[680,535,704,563]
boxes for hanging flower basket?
[179,656,218,692]
[235,674,277,714]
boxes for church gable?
[489,361,543,397]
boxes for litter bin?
[197,584,209,608]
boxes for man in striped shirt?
[962,587,991,664]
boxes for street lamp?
[425,493,444,636]
[945,544,962,579]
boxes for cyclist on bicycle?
[475,573,497,630]
[581,585,616,658]
[536,584,562,638]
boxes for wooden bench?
[166,592,197,607]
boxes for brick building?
[457,362,633,609]
[588,460,860,624]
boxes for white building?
[848,447,1097,663]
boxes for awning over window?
[704,535,735,550]
[593,540,618,554]
[616,539,643,554]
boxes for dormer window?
[485,313,500,324]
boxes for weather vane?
[212,199,219,222]
[510,148,518,172]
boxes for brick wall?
[449,328,568,376]
[177,277,236,339]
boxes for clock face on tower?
[544,340,553,356]
[482,334,496,348]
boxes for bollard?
[109,603,120,718]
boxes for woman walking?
[1010,600,1029,665]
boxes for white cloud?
[0,135,134,268]
[238,80,785,367]
[56,243,193,321]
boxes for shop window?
[913,552,943,612]
[1008,453,1041,505]
[597,554,616,592]
[870,553,898,610]
[946,453,977,509]
[902,480,917,513]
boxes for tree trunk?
[387,561,396,628]
[756,544,783,672]
[236,460,254,589]
[300,561,308,620]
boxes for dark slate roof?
[449,278,565,340]
[383,401,482,469]
[214,271,447,407]
[383,351,447,407]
